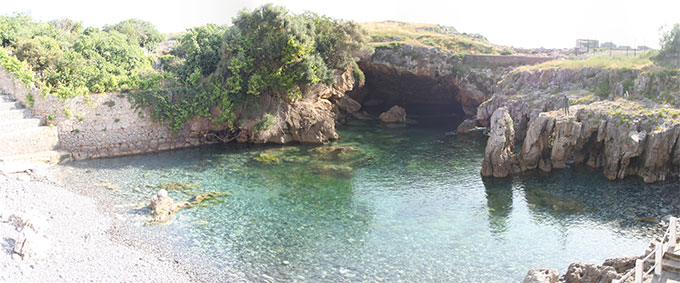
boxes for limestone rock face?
[481,107,516,177]
[379,105,406,123]
[523,268,559,283]
[509,101,680,182]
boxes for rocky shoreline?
[0,169,214,282]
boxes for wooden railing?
[614,216,678,283]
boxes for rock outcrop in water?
[148,189,231,223]
[481,107,517,177]
[379,105,406,123]
[479,67,680,183]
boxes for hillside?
[360,21,511,55]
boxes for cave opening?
[350,62,469,126]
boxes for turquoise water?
[57,120,680,282]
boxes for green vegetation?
[0,13,160,99]
[516,54,654,72]
[172,24,228,80]
[362,21,502,54]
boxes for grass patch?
[516,54,654,72]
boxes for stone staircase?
[644,243,680,282]
[0,93,69,173]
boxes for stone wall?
[0,68,214,160]
[463,54,554,66]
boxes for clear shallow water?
[56,119,680,282]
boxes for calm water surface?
[56,120,680,282]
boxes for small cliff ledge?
[479,67,680,183]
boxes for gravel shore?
[0,169,196,282]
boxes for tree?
[215,4,328,100]
[655,24,680,67]
[103,19,164,51]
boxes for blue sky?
[3,0,679,49]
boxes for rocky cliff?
[478,67,680,182]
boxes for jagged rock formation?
[479,67,680,183]
[524,256,639,283]
[235,68,360,144]
[481,107,517,177]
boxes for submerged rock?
[525,189,584,214]
[253,153,281,164]
[379,105,406,123]
[313,164,354,178]
[187,191,232,207]
[148,189,231,224]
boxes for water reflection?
[483,177,513,235]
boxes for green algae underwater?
[56,119,680,282]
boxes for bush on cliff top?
[129,4,368,133]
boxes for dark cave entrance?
[351,61,468,126]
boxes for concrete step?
[649,257,680,273]
[664,245,680,261]
[0,126,58,156]
[646,271,680,283]
[0,150,71,173]
[0,109,30,121]
[0,118,42,133]
[0,101,20,111]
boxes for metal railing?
[614,216,678,283]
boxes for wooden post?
[671,216,677,248]
[656,241,664,275]
[635,259,643,283]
